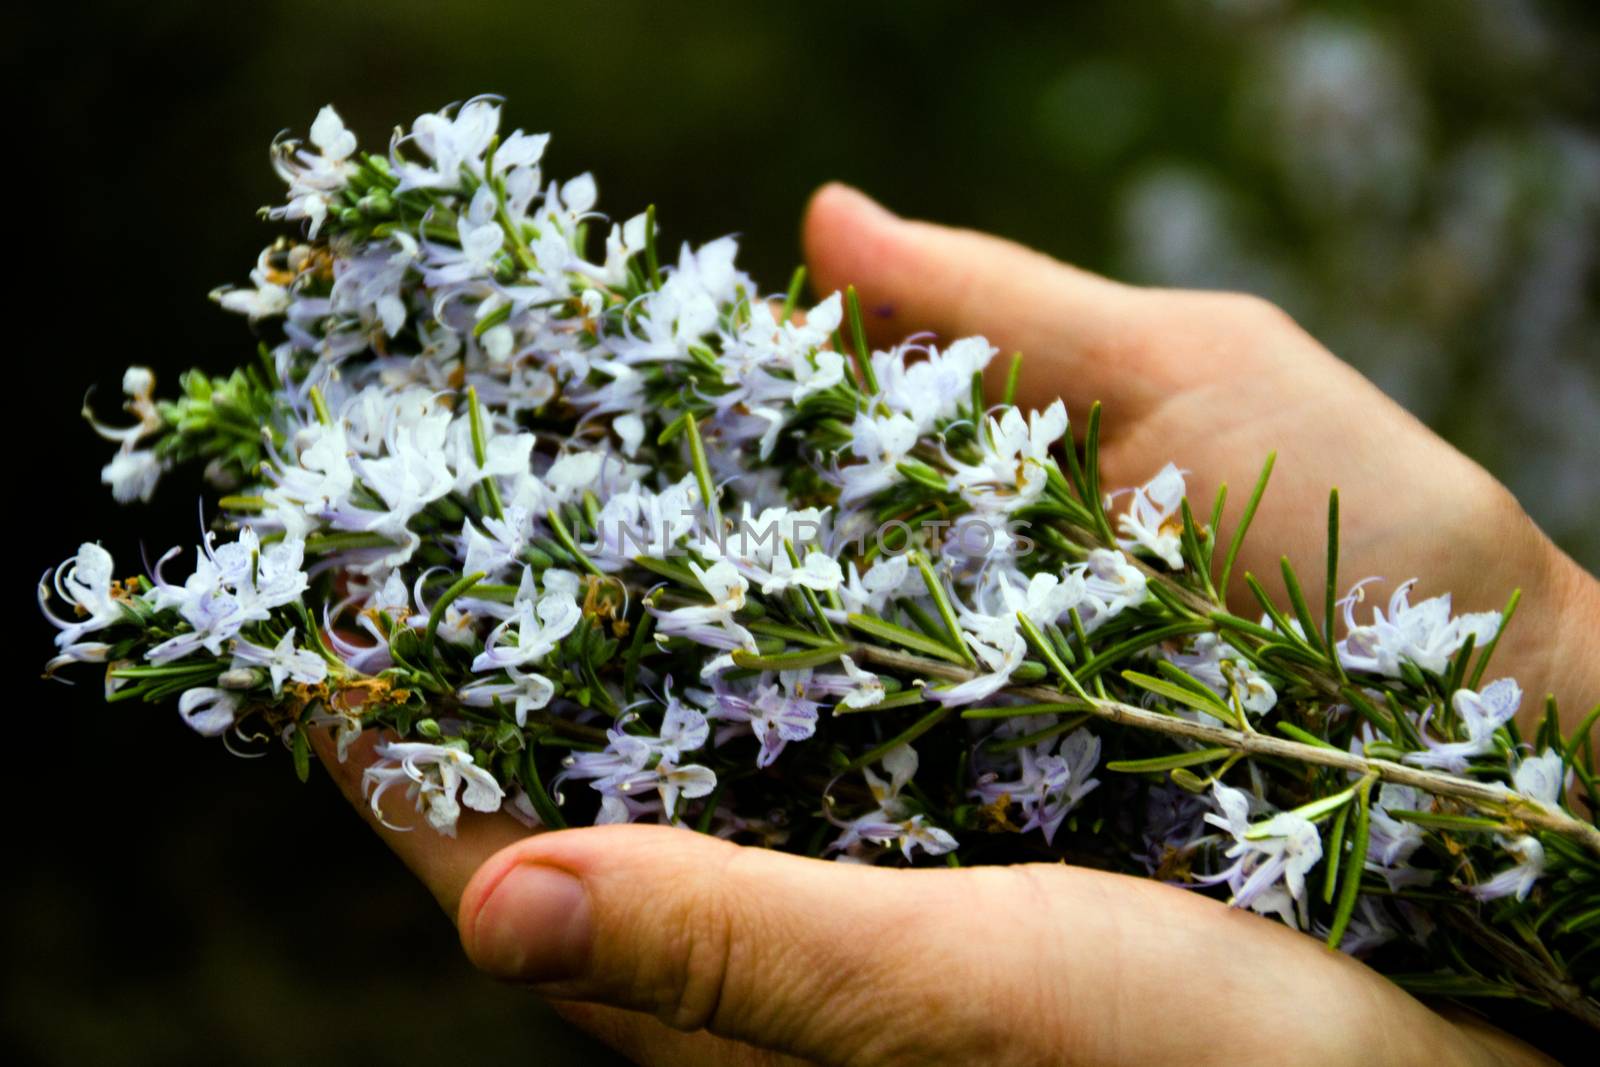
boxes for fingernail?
[471,863,592,983]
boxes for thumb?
[458,824,1081,1065]
[801,182,1148,415]
[458,825,1490,1067]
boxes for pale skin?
[311,184,1599,1066]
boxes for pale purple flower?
[701,674,819,768]
[971,727,1102,843]
[1403,678,1521,772]
[802,654,885,710]
[1511,747,1568,808]
[554,686,716,823]
[146,530,309,663]
[1365,784,1434,889]
[1166,633,1277,716]
[1338,578,1500,677]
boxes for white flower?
[1471,835,1546,902]
[947,400,1068,514]
[994,568,1089,629]
[268,105,359,235]
[718,290,843,411]
[422,185,505,286]
[363,740,506,837]
[588,477,698,569]
[584,212,648,287]
[211,246,296,320]
[1337,579,1500,677]
[872,336,995,425]
[1201,784,1323,928]
[341,404,455,569]
[611,236,749,364]
[838,554,914,615]
[1511,748,1567,808]
[460,507,532,581]
[757,549,843,596]
[42,543,126,648]
[651,560,756,653]
[840,412,920,506]
[85,364,164,448]
[472,567,583,672]
[1114,463,1187,569]
[230,628,327,695]
[458,670,556,727]
[803,654,886,710]
[263,420,356,540]
[614,413,645,457]
[927,605,1027,707]
[829,744,958,861]
[390,96,506,193]
[1076,548,1149,627]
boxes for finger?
[309,733,777,1065]
[460,824,1006,1063]
[310,727,530,915]
[801,182,1151,415]
[458,824,1492,1067]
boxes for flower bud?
[218,667,264,690]
[122,366,155,399]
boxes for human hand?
[312,732,1547,1067]
[801,184,1600,725]
[307,187,1594,1067]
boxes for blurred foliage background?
[10,1,1597,1063]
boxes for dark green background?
[11,1,1598,1063]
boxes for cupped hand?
[312,732,1545,1067]
[306,186,1598,1067]
[801,184,1600,723]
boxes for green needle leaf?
[1218,451,1275,596]
[1324,774,1375,951]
